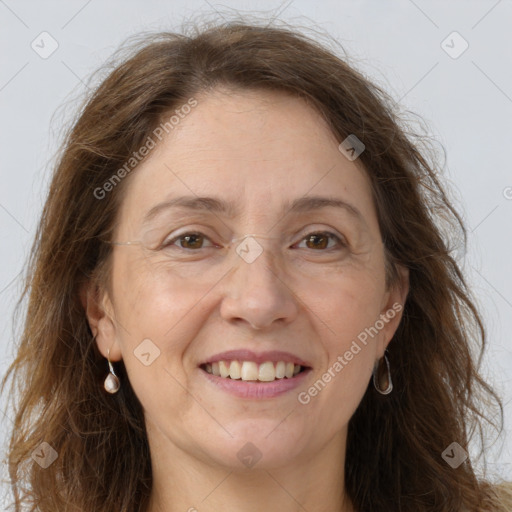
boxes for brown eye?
[180,234,204,249]
[163,232,214,250]
[297,232,346,250]
[305,233,328,249]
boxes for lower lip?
[199,367,312,399]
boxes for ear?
[80,280,123,362]
[377,264,409,357]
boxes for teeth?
[204,360,303,382]
[229,360,241,379]
[219,360,230,378]
[258,361,275,382]
[275,361,286,379]
[241,361,258,381]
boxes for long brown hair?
[2,18,511,512]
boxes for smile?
[201,360,306,382]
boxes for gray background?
[1,0,511,499]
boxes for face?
[87,87,407,471]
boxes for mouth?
[200,360,309,383]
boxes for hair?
[1,17,511,512]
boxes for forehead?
[115,88,379,234]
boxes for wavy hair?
[2,18,511,512]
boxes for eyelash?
[161,230,348,252]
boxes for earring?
[373,352,393,395]
[104,348,120,394]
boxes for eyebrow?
[142,195,364,224]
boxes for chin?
[201,419,308,470]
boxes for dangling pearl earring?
[104,348,120,394]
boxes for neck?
[145,421,354,512]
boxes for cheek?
[113,252,208,335]
[109,270,207,426]
[298,294,377,432]
[110,255,209,395]
[298,264,385,408]
[308,258,387,339]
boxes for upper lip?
[199,349,312,368]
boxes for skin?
[84,87,409,512]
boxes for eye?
[295,231,347,250]
[162,232,216,250]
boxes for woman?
[2,20,511,512]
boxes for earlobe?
[379,264,409,352]
[386,264,409,309]
[398,264,410,304]
[81,281,123,362]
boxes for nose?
[219,237,300,330]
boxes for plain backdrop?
[1,0,511,500]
